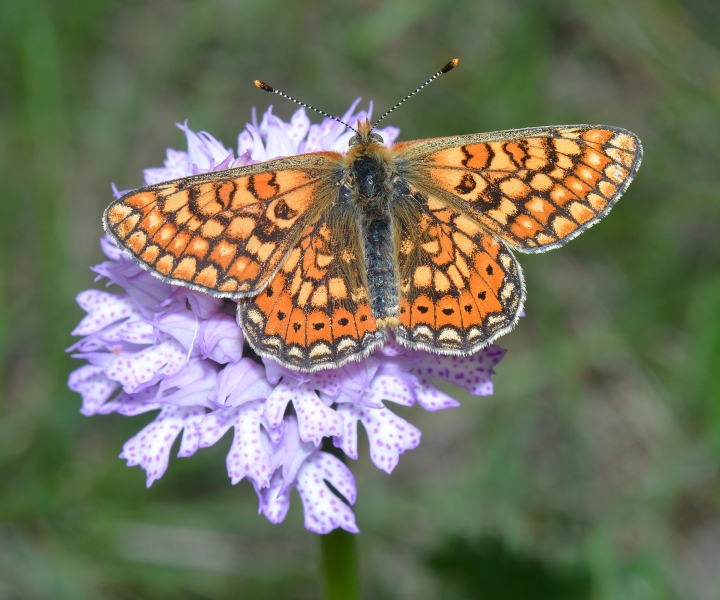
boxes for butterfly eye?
[369,132,384,144]
[348,134,360,147]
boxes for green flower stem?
[319,528,361,600]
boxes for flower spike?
[68,100,505,534]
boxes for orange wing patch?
[237,209,386,372]
[400,125,642,253]
[390,186,524,354]
[103,155,338,297]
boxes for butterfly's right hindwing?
[390,182,525,354]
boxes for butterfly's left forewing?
[104,154,340,297]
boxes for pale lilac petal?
[201,313,243,363]
[143,148,190,184]
[293,384,343,445]
[107,339,186,392]
[195,404,237,447]
[165,148,190,169]
[68,365,120,416]
[304,98,362,152]
[143,168,177,185]
[262,358,308,386]
[259,471,292,524]
[115,319,155,344]
[76,317,132,345]
[111,184,131,198]
[334,408,359,461]
[154,303,200,353]
[296,452,358,534]
[264,356,380,402]
[196,132,233,166]
[224,401,273,486]
[317,357,381,406]
[304,369,340,396]
[72,291,139,336]
[232,149,254,167]
[284,107,311,151]
[71,343,141,364]
[215,358,273,406]
[413,346,506,397]
[414,384,460,411]
[326,104,373,153]
[258,106,272,138]
[100,236,125,261]
[263,380,295,428]
[292,383,342,446]
[93,259,172,317]
[336,404,420,473]
[264,380,342,445]
[213,154,234,171]
[119,405,206,486]
[262,416,285,445]
[177,407,206,457]
[336,98,365,135]
[364,372,417,407]
[175,121,233,170]
[158,358,219,408]
[99,386,161,415]
[237,130,257,156]
[264,114,296,159]
[160,287,224,319]
[197,401,273,486]
[263,416,316,489]
[245,124,267,161]
[304,121,330,152]
[328,128,357,153]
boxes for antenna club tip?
[441,58,460,73]
[254,80,274,92]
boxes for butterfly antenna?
[372,58,459,129]
[254,80,358,133]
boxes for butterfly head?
[348,119,384,148]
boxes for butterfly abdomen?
[364,216,398,324]
[340,146,399,326]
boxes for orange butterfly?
[104,59,642,372]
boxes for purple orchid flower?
[69,102,506,534]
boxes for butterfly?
[104,59,642,372]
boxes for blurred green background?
[2,0,720,597]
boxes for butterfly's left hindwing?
[238,206,387,372]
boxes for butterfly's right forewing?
[396,125,642,254]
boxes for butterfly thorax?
[341,145,390,209]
